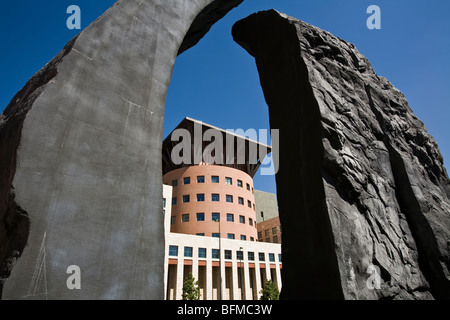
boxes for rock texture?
[233,10,450,299]
[0,0,242,299]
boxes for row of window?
[258,227,282,244]
[172,176,253,192]
[168,245,281,262]
[172,194,255,209]
[172,212,256,227]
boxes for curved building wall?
[163,165,257,241]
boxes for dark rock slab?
[0,0,242,299]
[233,10,450,299]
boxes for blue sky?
[1,1,449,194]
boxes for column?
[232,260,240,300]
[220,249,226,300]
[206,260,213,300]
[243,260,252,300]
[275,262,282,291]
[254,262,262,300]
[175,258,184,300]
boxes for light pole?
[215,216,223,300]
[239,246,244,300]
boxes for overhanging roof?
[162,117,272,178]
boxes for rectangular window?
[238,197,244,205]
[247,200,252,208]
[273,235,279,243]
[163,198,166,208]
[250,237,254,241]
[211,193,220,202]
[226,213,234,222]
[265,229,270,237]
[212,233,220,238]
[240,235,246,241]
[237,180,243,187]
[196,213,205,221]
[170,216,176,225]
[249,218,253,226]
[183,177,190,185]
[227,233,235,240]
[212,212,220,222]
[196,233,205,236]
[168,245,178,257]
[265,238,270,243]
[239,215,245,224]
[211,176,219,183]
[248,251,255,261]
[197,193,205,202]
[172,180,178,187]
[226,195,233,203]
[183,195,190,203]
[269,253,275,262]
[182,214,189,222]
[172,197,177,205]
[225,177,232,185]
[198,248,207,258]
[259,252,265,261]
[246,183,250,191]
[278,254,282,262]
[197,175,205,183]
[258,231,262,240]
[272,227,277,235]
[212,249,220,259]
[236,250,244,260]
[184,247,193,258]
[225,250,232,259]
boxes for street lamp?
[214,216,223,300]
[239,246,244,300]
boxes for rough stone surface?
[233,10,450,300]
[0,0,242,299]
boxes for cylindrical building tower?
[162,117,271,242]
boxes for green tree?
[259,280,280,300]
[182,273,201,300]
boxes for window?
[247,200,252,208]
[226,213,234,222]
[211,193,220,202]
[225,177,232,185]
[226,195,233,203]
[182,195,190,203]
[265,229,270,237]
[269,253,275,262]
[227,233,235,240]
[212,233,220,238]
[172,197,177,205]
[211,176,219,183]
[240,235,246,241]
[183,177,190,185]
[273,235,279,243]
[250,237,254,241]
[170,216,176,225]
[237,180,243,187]
[239,215,245,224]
[184,247,193,258]
[249,218,253,226]
[212,212,220,222]
[169,245,178,257]
[258,232,262,240]
[182,214,189,222]
[172,179,178,187]
[236,250,244,260]
[225,250,232,259]
[238,197,244,205]
[198,248,207,258]
[278,254,282,262]
[259,252,265,261]
[272,227,277,235]
[196,213,205,221]
[196,233,205,236]
[197,175,205,183]
[197,193,205,202]
[246,183,250,191]
[212,249,220,259]
[265,238,270,243]
[248,251,255,261]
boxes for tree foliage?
[259,280,280,300]
[182,273,201,300]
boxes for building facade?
[255,190,282,244]
[162,118,282,300]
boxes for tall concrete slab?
[0,0,242,299]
